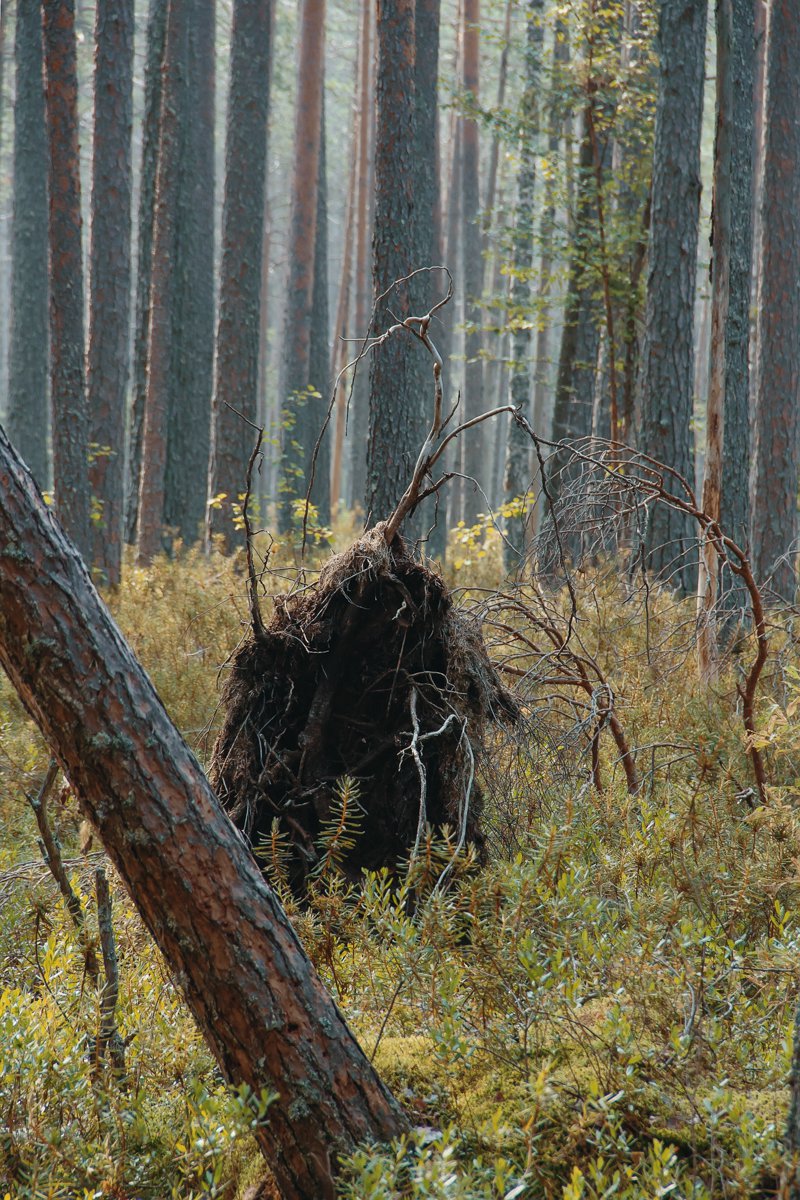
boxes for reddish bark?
[0,424,408,1200]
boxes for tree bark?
[87,0,134,586]
[637,0,707,593]
[367,0,428,529]
[329,52,360,516]
[125,0,167,545]
[347,0,373,516]
[530,17,569,538]
[411,0,441,544]
[277,0,325,532]
[207,0,270,549]
[7,0,49,490]
[307,97,331,525]
[750,0,800,598]
[43,0,91,561]
[549,111,603,505]
[504,0,543,568]
[460,0,484,525]
[0,423,408,1200]
[164,0,216,546]
[136,0,185,564]
[698,0,754,674]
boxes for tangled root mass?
[209,525,517,895]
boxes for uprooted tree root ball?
[209,523,519,895]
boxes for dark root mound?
[209,525,518,895]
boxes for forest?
[1,0,800,1195]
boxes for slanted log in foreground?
[0,423,407,1200]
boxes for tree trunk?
[347,0,373,516]
[750,0,800,598]
[698,0,754,675]
[460,0,484,525]
[329,53,360,517]
[43,0,91,561]
[530,17,569,538]
[306,98,331,526]
[637,0,707,593]
[367,0,427,528]
[277,0,325,532]
[87,0,134,586]
[125,0,167,545]
[7,0,49,490]
[136,0,185,564]
[549,111,603,507]
[504,0,543,569]
[0,423,408,1200]
[164,0,216,546]
[207,0,271,549]
[348,0,373,516]
[411,0,441,544]
[481,0,511,247]
[437,105,463,541]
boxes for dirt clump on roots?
[209,524,518,895]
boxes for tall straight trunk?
[750,0,800,597]
[549,112,603,500]
[637,0,707,593]
[348,0,373,516]
[504,0,543,569]
[277,0,325,532]
[43,0,90,561]
[330,101,358,516]
[460,0,484,525]
[164,0,215,545]
[531,18,570,529]
[7,0,49,488]
[429,107,463,556]
[306,99,331,526]
[481,0,512,245]
[136,0,185,564]
[0,0,7,146]
[87,0,135,586]
[413,0,441,544]
[697,0,754,675]
[0,0,8,417]
[125,0,167,544]
[749,0,766,292]
[367,0,427,527]
[0,424,409,1200]
[207,0,271,549]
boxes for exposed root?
[209,527,518,894]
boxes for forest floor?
[0,525,797,1199]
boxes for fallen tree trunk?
[0,422,407,1199]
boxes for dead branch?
[94,867,128,1081]
[28,761,99,984]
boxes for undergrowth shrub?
[0,547,798,1197]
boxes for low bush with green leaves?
[1,546,798,1197]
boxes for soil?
[209,524,517,895]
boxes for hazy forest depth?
[2,0,800,1196]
